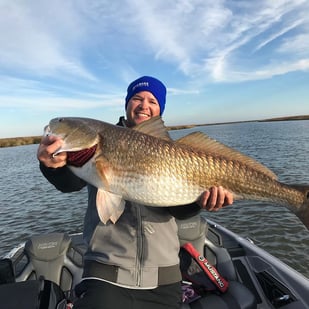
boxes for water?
[0,120,309,278]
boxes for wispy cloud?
[0,1,95,79]
[197,0,309,82]
[0,0,308,137]
[1,0,308,84]
[0,95,123,111]
[254,19,304,52]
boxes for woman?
[37,76,233,309]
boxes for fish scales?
[96,126,303,208]
[98,128,204,205]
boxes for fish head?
[45,117,99,154]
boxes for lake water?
[0,120,309,278]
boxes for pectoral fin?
[96,189,125,224]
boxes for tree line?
[0,136,42,148]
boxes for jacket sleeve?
[167,203,201,220]
[40,162,87,193]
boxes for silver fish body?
[45,116,309,228]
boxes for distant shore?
[1,114,308,148]
[166,114,309,130]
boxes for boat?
[1,215,309,309]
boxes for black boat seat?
[177,215,257,309]
[14,233,83,291]
[176,215,208,254]
[177,215,237,280]
[204,236,238,281]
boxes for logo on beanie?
[132,82,149,91]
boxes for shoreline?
[167,114,309,130]
[1,115,308,148]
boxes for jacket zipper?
[135,205,143,286]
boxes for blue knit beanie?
[125,76,166,115]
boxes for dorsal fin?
[177,131,277,180]
[132,116,172,141]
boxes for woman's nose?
[139,99,148,108]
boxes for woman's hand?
[37,135,67,168]
[198,186,233,211]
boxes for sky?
[1,0,309,138]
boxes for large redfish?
[44,116,309,228]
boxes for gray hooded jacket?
[39,117,200,288]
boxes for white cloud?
[0,94,124,113]
[0,0,309,86]
[1,0,308,138]
[116,0,309,82]
[222,59,309,82]
[194,0,309,82]
[254,19,304,52]
[0,1,94,79]
[277,33,309,56]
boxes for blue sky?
[1,0,309,138]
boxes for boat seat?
[177,215,236,280]
[176,214,208,254]
[14,233,83,292]
[177,215,257,309]
[204,235,238,281]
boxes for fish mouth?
[43,125,51,136]
[43,125,62,139]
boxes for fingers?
[198,186,234,211]
[223,189,234,206]
[37,136,67,168]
